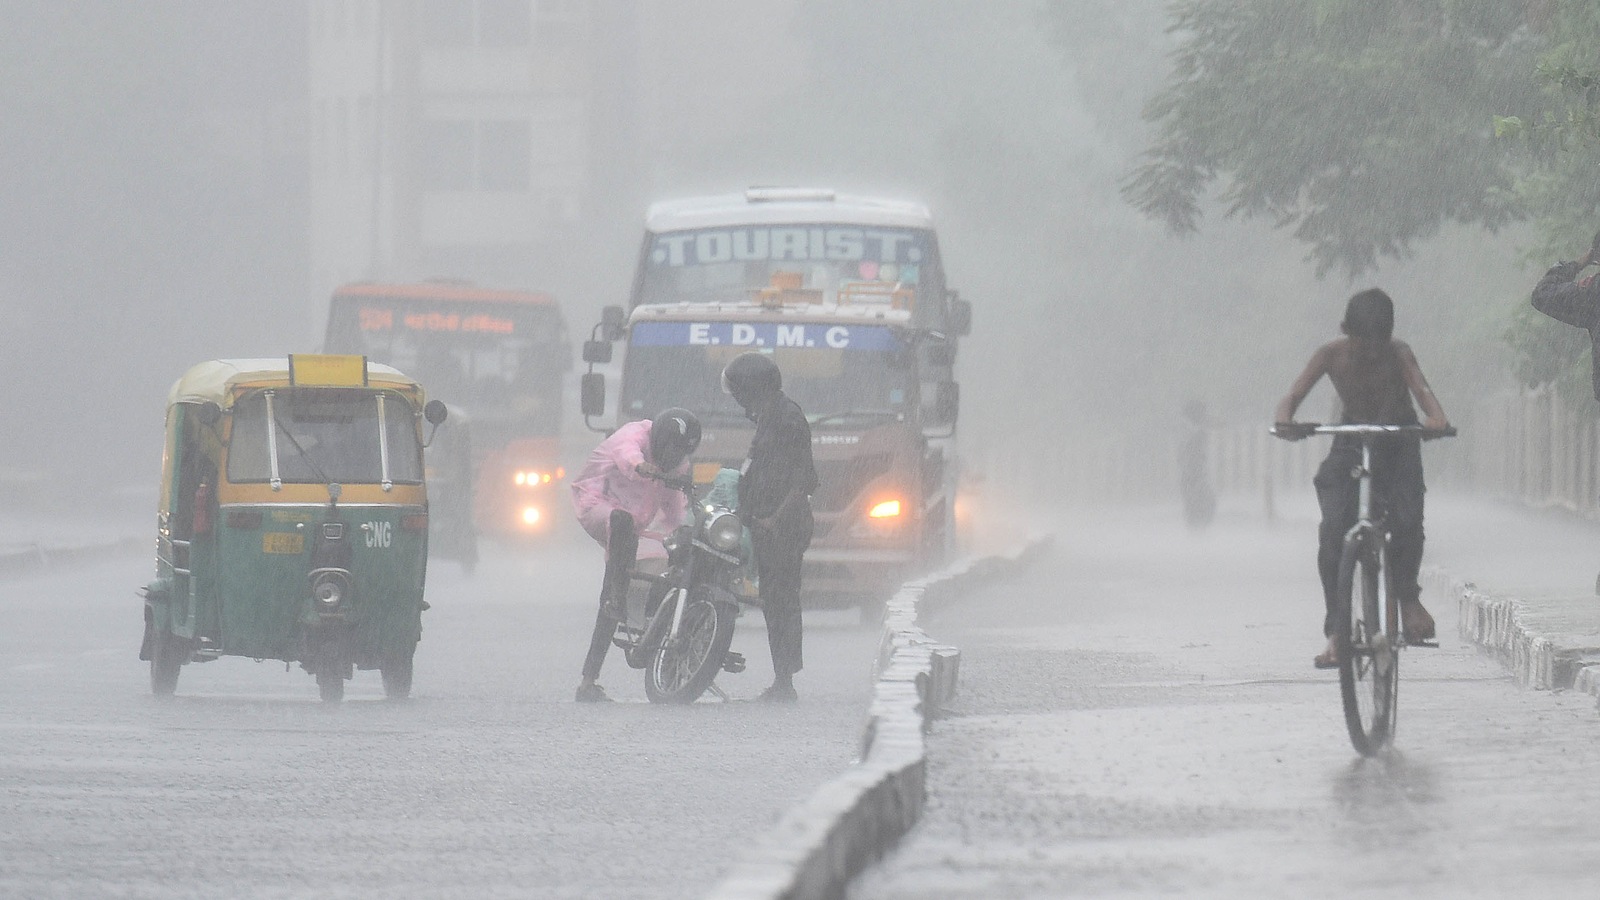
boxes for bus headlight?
[707,512,743,552]
[868,499,902,519]
[521,506,542,526]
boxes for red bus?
[325,281,570,542]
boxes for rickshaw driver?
[570,408,702,702]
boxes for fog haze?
[0,0,1527,504]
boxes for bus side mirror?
[582,340,613,365]
[581,373,606,417]
[948,296,972,337]
[601,305,627,342]
[934,381,960,426]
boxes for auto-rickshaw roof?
[167,358,423,410]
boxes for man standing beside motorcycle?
[721,352,818,703]
[569,408,702,702]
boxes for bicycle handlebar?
[1270,422,1457,440]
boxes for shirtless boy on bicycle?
[1273,289,1451,669]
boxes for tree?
[1492,1,1600,396]
[1124,0,1540,278]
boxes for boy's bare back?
[1276,337,1447,429]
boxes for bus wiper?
[807,410,901,427]
[696,409,754,424]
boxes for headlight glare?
[868,499,902,519]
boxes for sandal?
[1313,642,1339,670]
[1401,600,1436,643]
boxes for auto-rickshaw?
[140,355,447,701]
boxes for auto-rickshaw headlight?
[707,512,743,552]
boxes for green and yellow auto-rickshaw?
[140,355,447,701]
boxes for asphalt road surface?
[853,495,1600,899]
[0,524,880,900]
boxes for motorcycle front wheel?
[644,593,736,704]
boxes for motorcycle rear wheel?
[644,594,736,704]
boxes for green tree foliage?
[1125,0,1540,278]
[1491,1,1600,397]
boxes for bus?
[325,281,570,545]
[580,188,970,608]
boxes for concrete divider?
[707,535,1052,900]
[1422,566,1600,697]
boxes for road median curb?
[707,534,1052,900]
[1422,566,1600,697]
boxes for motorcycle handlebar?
[635,463,696,493]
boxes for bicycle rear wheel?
[1335,533,1397,756]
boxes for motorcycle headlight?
[707,512,743,552]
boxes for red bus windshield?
[324,293,567,439]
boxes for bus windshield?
[636,224,939,311]
[227,389,423,485]
[325,295,566,438]
[617,321,913,427]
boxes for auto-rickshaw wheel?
[381,645,415,700]
[316,657,346,702]
[150,631,186,696]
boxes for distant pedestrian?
[1177,398,1216,530]
[721,352,817,703]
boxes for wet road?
[853,496,1600,899]
[0,525,879,900]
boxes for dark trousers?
[1314,435,1425,636]
[581,510,638,681]
[754,531,807,678]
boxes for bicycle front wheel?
[1335,533,1397,756]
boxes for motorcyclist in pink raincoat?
[571,409,701,702]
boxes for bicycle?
[1273,422,1456,755]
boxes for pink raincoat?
[569,420,690,558]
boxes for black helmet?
[721,352,782,409]
[649,408,701,469]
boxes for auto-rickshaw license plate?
[262,532,305,554]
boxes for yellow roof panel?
[166,358,422,409]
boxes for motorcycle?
[609,467,754,703]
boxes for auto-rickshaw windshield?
[226,388,423,485]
